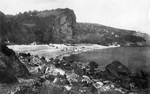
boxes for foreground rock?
[131,71,150,89]
[10,53,150,94]
[0,70,18,84]
[0,42,30,78]
[105,61,131,78]
[104,61,150,90]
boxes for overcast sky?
[0,0,150,34]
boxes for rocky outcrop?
[3,8,76,44]
[0,42,30,77]
[105,61,131,78]
[0,70,18,84]
[49,9,76,43]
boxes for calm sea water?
[68,47,150,74]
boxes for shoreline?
[8,44,119,60]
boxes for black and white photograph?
[0,0,150,94]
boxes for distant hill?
[0,8,149,46]
[74,23,150,46]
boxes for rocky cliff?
[0,41,30,84]
[5,8,76,44]
[0,8,150,46]
[0,41,30,78]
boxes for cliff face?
[5,8,76,44]
[0,8,149,46]
[47,9,76,43]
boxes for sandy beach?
[8,44,118,60]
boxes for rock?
[66,71,79,85]
[74,66,83,76]
[0,70,18,84]
[32,78,44,87]
[30,55,42,66]
[0,42,30,77]
[82,75,92,84]
[40,56,46,61]
[117,80,131,90]
[18,53,31,58]
[100,70,116,81]
[131,71,150,89]
[13,85,32,94]
[64,85,72,91]
[88,61,98,72]
[0,8,76,44]
[93,82,104,88]
[105,61,131,78]
[90,84,99,94]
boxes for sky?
[0,0,150,34]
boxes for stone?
[66,71,79,84]
[105,61,131,78]
[0,42,30,77]
[82,75,92,84]
[74,66,83,76]
[64,85,72,91]
[19,53,31,58]
[30,55,43,66]
[100,70,116,81]
[131,71,150,89]
[0,70,18,84]
[13,85,32,94]
[93,82,104,88]
[88,61,98,70]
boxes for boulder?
[12,85,33,94]
[100,70,117,81]
[30,55,42,66]
[74,66,84,76]
[88,61,98,69]
[131,71,150,89]
[0,42,30,77]
[105,61,131,78]
[19,53,31,58]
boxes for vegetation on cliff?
[0,8,149,46]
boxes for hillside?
[0,8,149,46]
[74,23,149,46]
